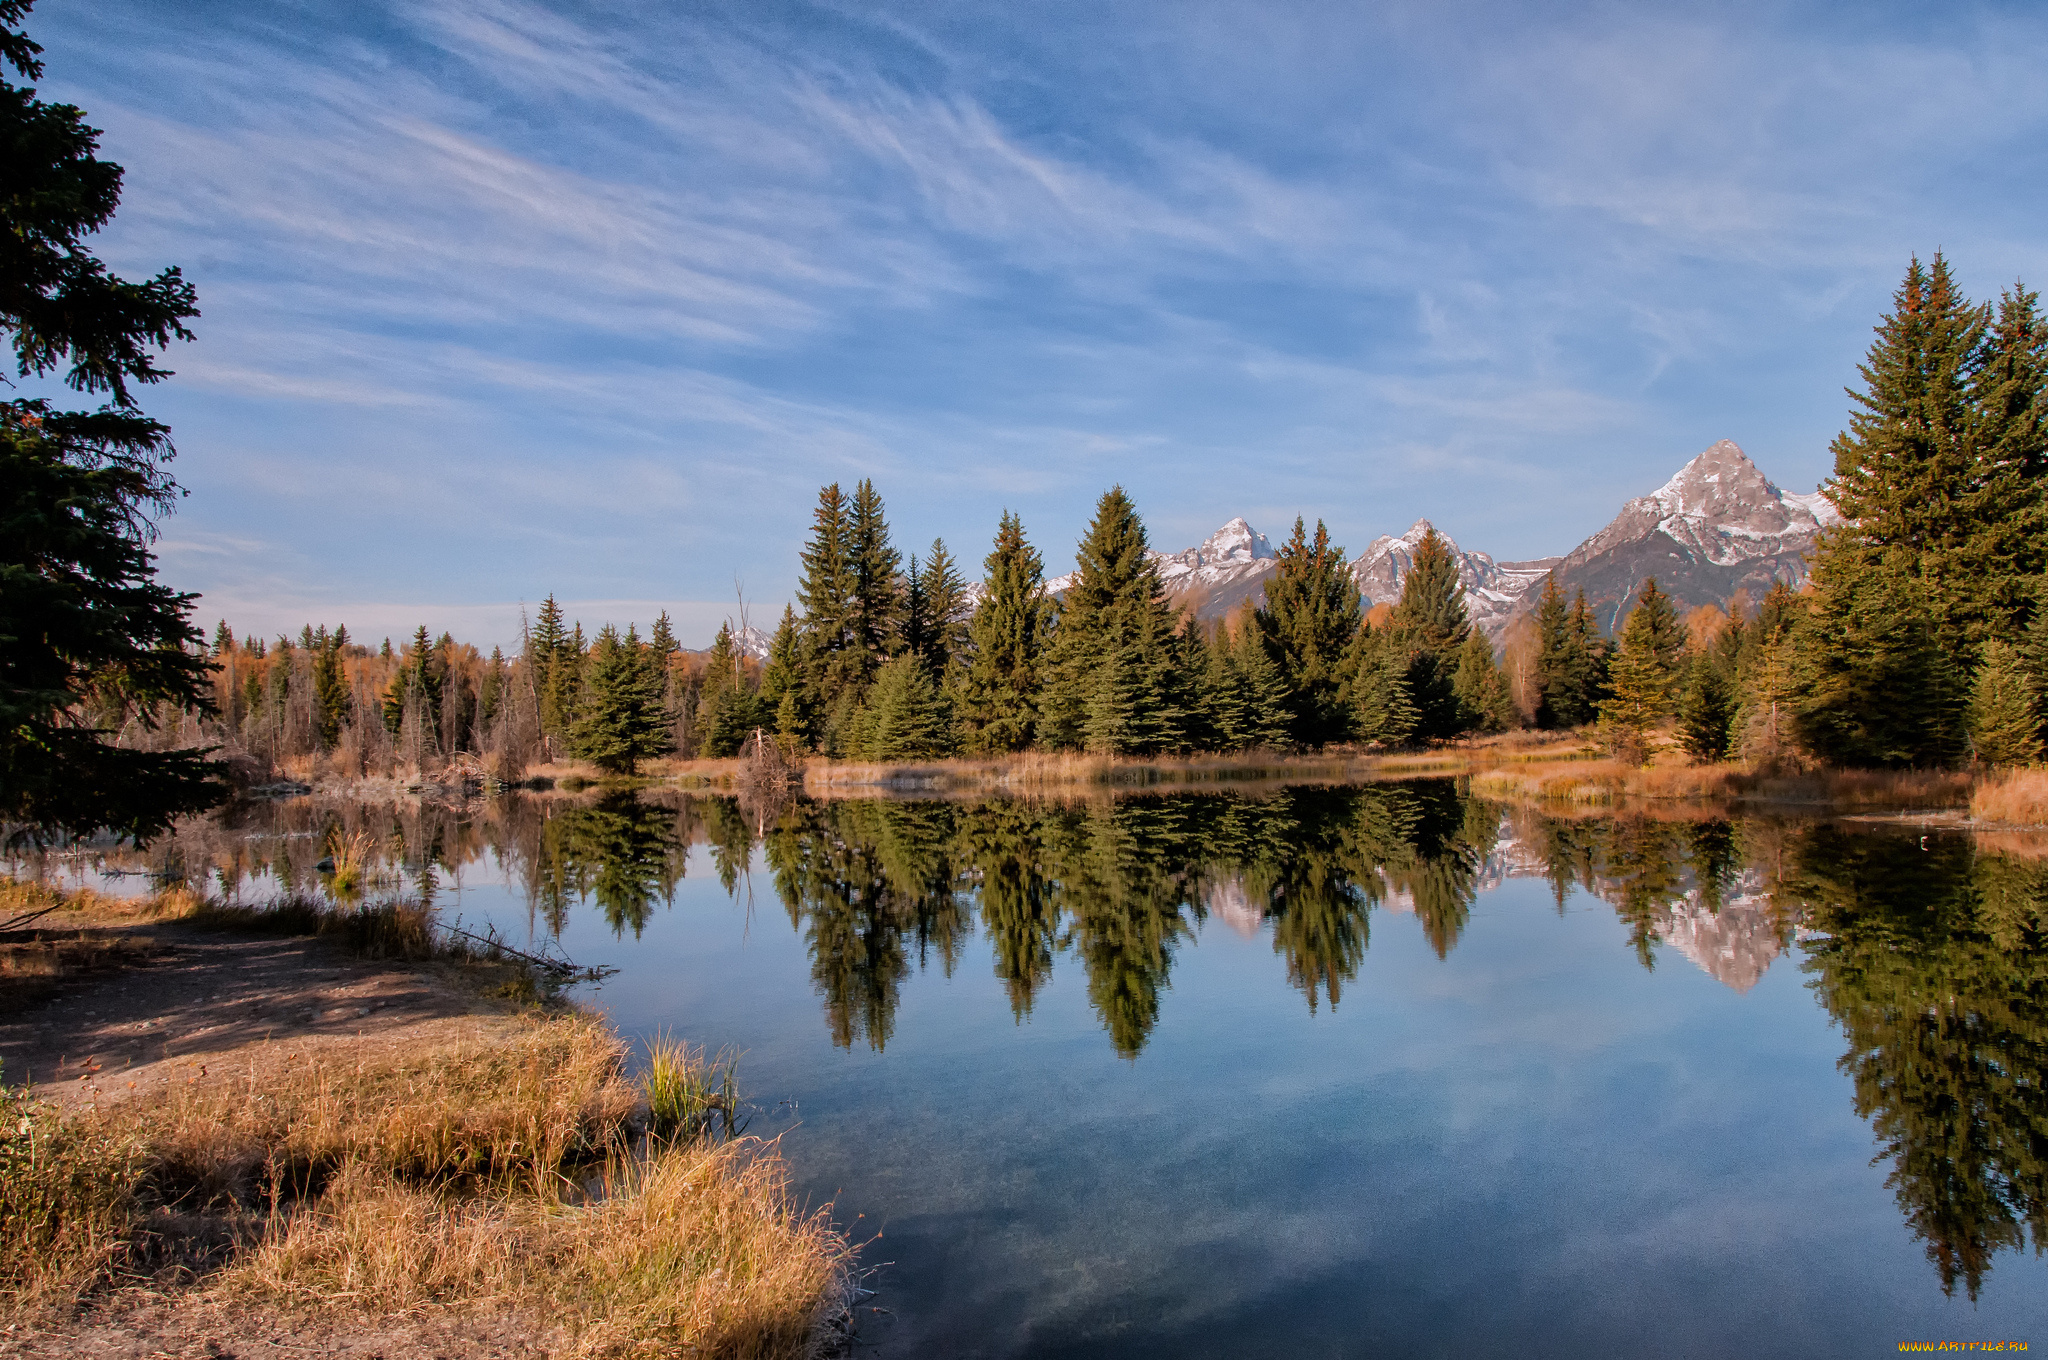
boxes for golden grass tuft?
[234,1138,848,1357]
[0,1086,143,1309]
[142,1016,638,1202]
[0,879,201,924]
[1971,766,2048,826]
[2,1016,851,1354]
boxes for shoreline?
[0,885,854,1358]
[216,735,2048,827]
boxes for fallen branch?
[436,921,615,983]
[0,904,63,933]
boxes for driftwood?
[437,920,615,983]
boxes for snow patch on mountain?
[1543,439,1838,630]
[1038,517,1280,619]
[1351,520,1558,640]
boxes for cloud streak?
[40,0,2048,641]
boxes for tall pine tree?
[570,625,669,774]
[1040,488,1183,750]
[1824,253,1993,666]
[1389,527,1470,740]
[957,512,1052,754]
[1253,517,1361,747]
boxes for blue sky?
[36,0,2048,648]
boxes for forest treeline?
[158,253,2048,781]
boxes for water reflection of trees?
[46,782,2048,1303]
[1785,827,2048,1301]
[761,783,1495,1055]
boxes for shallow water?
[23,783,2047,1356]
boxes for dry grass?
[1970,767,2048,826]
[1,1016,853,1356]
[1469,753,1974,811]
[0,879,201,925]
[804,748,1371,794]
[141,1016,638,1203]
[0,1084,143,1307]
[234,1136,846,1358]
[0,882,202,1013]
[1469,762,1628,806]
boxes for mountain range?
[1078,438,1837,637]
[694,439,1833,656]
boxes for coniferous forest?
[153,252,2044,795]
[14,227,2048,831]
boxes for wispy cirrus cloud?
[40,0,2048,638]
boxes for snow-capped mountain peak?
[1352,522,1558,638]
[1543,439,1840,632]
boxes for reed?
[324,828,379,897]
[642,1035,744,1143]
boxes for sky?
[32,0,2048,649]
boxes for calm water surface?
[30,783,2047,1357]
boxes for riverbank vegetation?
[0,882,852,1355]
[76,256,2042,825]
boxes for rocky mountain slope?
[1110,439,1833,637]
[1351,521,1559,638]
[1539,439,1839,631]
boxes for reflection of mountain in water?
[1653,878,1780,993]
[1477,813,1789,991]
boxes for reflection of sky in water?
[429,842,2033,1357]
[16,804,2044,1354]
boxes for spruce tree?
[479,645,506,729]
[1676,658,1736,763]
[1532,575,1569,727]
[900,552,929,673]
[649,611,679,658]
[1451,633,1513,733]
[862,654,954,760]
[1389,528,1469,740]
[1735,582,1804,762]
[312,636,348,748]
[796,483,854,703]
[0,0,222,841]
[1041,488,1183,750]
[1627,579,1686,681]
[847,478,902,685]
[1342,626,1418,746]
[957,512,1053,754]
[1967,639,2043,766]
[1796,547,1966,767]
[531,595,573,745]
[1253,517,1362,747]
[405,625,442,742]
[914,539,971,676]
[1232,621,1294,749]
[1825,254,1993,664]
[2022,581,2048,739]
[569,625,669,775]
[757,606,808,744]
[1963,283,2048,638]
[1597,598,1679,766]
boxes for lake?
[27,782,2047,1356]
